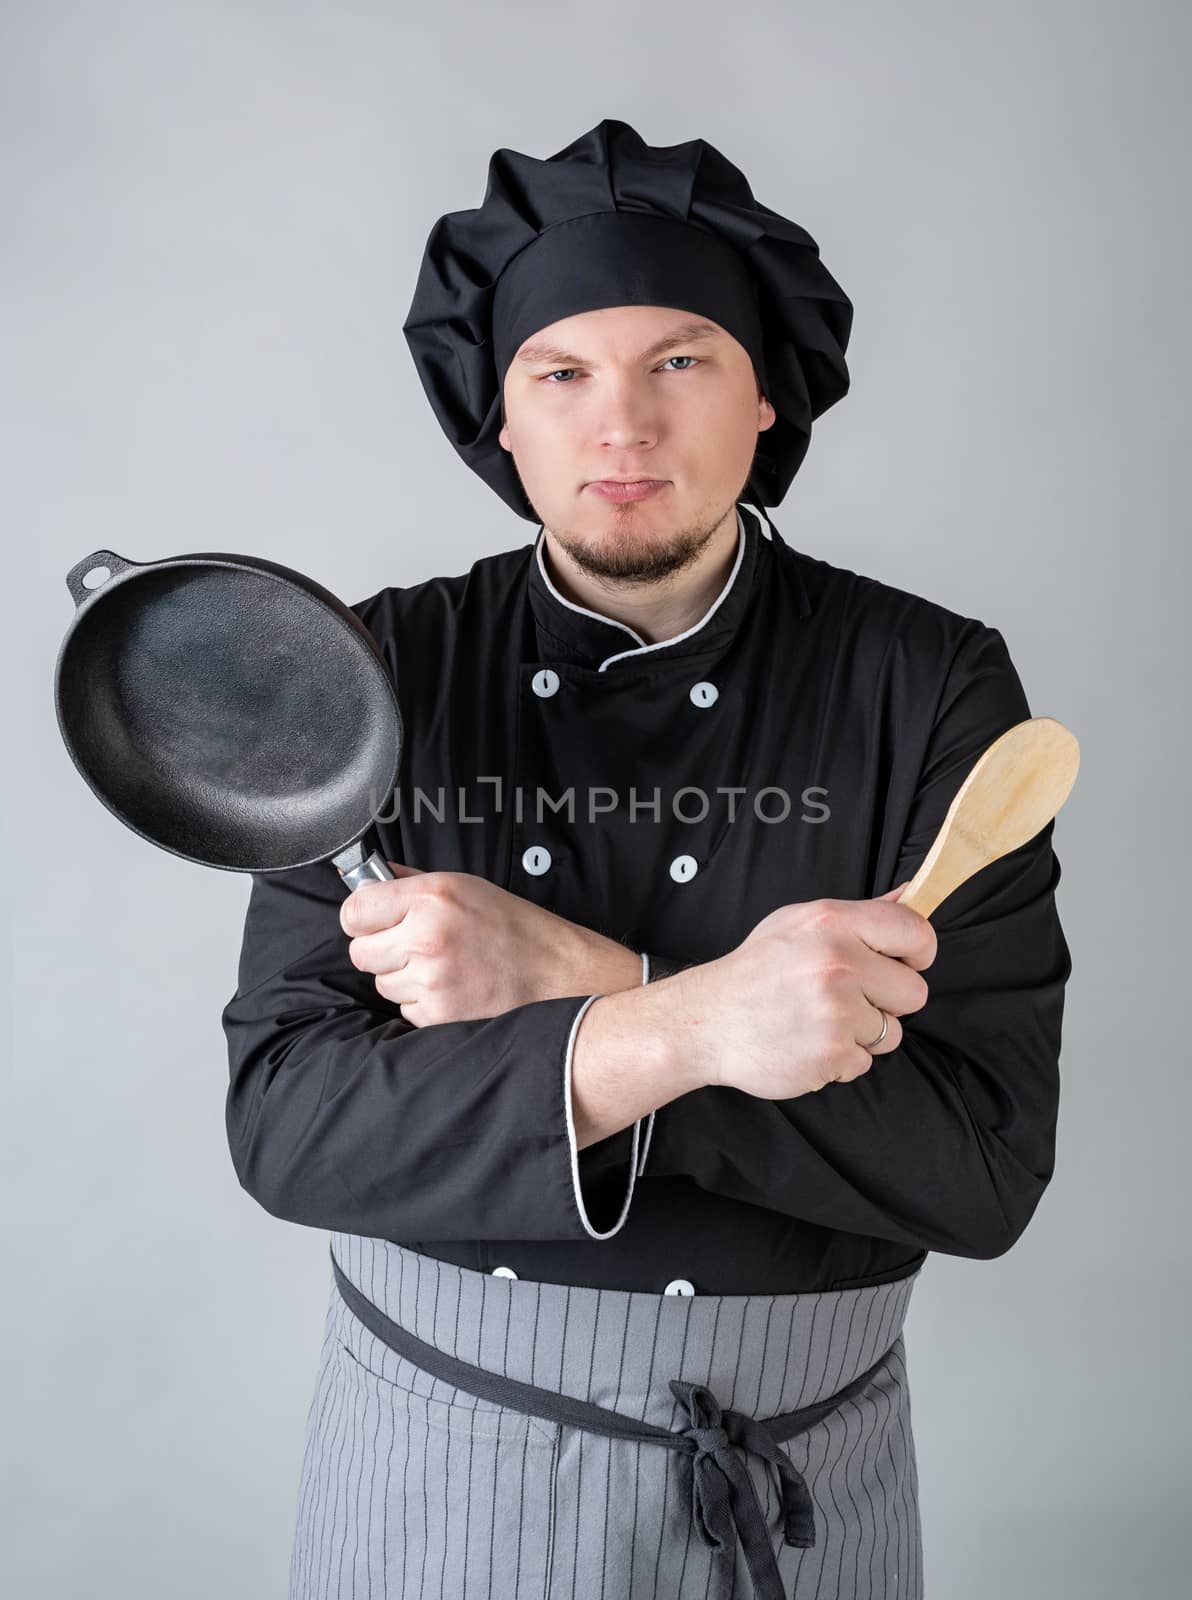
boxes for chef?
[222,118,1071,1600]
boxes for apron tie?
[670,1377,817,1600]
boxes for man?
[222,119,1070,1600]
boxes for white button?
[663,1278,695,1296]
[492,1265,519,1279]
[532,669,560,698]
[669,855,698,883]
[690,681,719,708]
[522,845,552,876]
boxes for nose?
[591,376,661,453]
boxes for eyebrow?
[514,319,722,367]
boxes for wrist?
[625,970,717,1095]
[576,978,710,1132]
[584,934,648,996]
[652,961,724,1091]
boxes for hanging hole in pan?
[82,565,111,590]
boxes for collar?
[527,500,784,673]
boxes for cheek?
[689,399,751,455]
[510,413,577,473]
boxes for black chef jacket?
[221,499,1071,1296]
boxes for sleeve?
[641,952,694,984]
[637,623,1073,1260]
[221,834,651,1244]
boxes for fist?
[672,884,936,1099]
[339,863,640,1025]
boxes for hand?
[660,883,937,1099]
[339,863,643,1025]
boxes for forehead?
[513,308,728,365]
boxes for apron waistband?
[330,1245,894,1600]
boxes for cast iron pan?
[53,548,401,892]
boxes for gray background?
[5,2,1187,1595]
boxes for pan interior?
[57,565,400,870]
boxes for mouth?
[585,479,669,504]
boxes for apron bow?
[669,1378,818,1600]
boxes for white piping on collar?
[535,523,647,648]
[534,501,769,673]
[741,500,773,541]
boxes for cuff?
[562,994,649,1239]
[636,953,685,1176]
[640,951,691,984]
[635,1109,657,1178]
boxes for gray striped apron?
[289,1234,924,1599]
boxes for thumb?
[878,880,912,901]
[386,861,425,876]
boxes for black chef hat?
[402,118,853,522]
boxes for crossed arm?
[221,623,1070,1257]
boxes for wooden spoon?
[893,716,1079,920]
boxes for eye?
[540,355,701,384]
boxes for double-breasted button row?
[522,671,714,885]
[521,843,700,883]
[493,1266,696,1294]
[532,669,719,707]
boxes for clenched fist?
[659,885,937,1100]
[339,862,643,1025]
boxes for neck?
[540,503,741,646]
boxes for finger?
[340,879,416,938]
[348,931,411,977]
[855,941,931,1018]
[374,965,419,1007]
[854,994,903,1056]
[847,896,937,971]
[384,992,421,1026]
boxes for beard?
[551,519,716,583]
[545,490,745,586]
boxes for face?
[498,305,776,582]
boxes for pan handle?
[332,840,397,892]
[64,549,138,608]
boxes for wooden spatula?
[892,716,1079,920]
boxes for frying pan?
[53,548,401,892]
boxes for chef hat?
[402,117,853,521]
